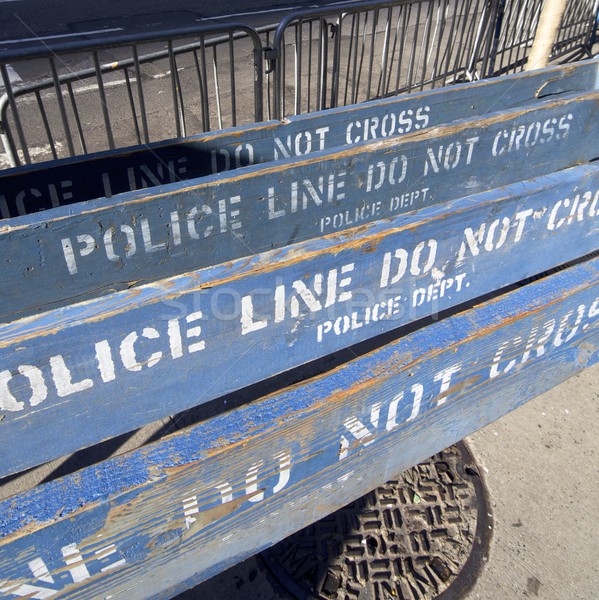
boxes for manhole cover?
[260,441,492,600]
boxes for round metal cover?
[260,441,492,600]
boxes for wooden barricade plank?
[1,163,597,477]
[2,92,599,323]
[0,60,597,214]
[0,256,597,599]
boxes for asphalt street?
[0,0,341,48]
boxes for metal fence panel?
[553,0,599,60]
[486,0,599,76]
[1,1,598,168]
[268,0,599,120]
[269,0,496,119]
[0,24,265,167]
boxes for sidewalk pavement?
[178,363,599,600]
[467,363,598,599]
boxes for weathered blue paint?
[1,163,597,477]
[0,256,597,599]
[0,60,596,214]
[1,92,599,323]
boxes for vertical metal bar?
[501,0,516,72]
[175,57,187,136]
[281,28,288,117]
[516,0,538,71]
[483,0,504,78]
[430,0,447,87]
[330,18,343,108]
[365,9,379,100]
[306,20,313,112]
[393,5,408,94]
[512,0,528,71]
[497,0,510,71]
[406,1,422,92]
[462,0,487,80]
[355,12,368,103]
[212,44,223,130]
[199,36,211,131]
[453,0,472,76]
[228,33,237,127]
[514,0,534,72]
[442,0,460,85]
[418,0,435,90]
[192,50,205,130]
[456,0,472,73]
[471,0,490,75]
[253,33,264,123]
[66,82,88,154]
[35,90,58,160]
[132,45,150,144]
[377,7,393,97]
[343,13,357,105]
[317,17,328,110]
[265,30,273,120]
[519,0,536,67]
[505,0,523,72]
[50,56,77,156]
[123,70,142,145]
[295,19,302,115]
[385,7,400,95]
[0,63,30,164]
[470,0,484,74]
[92,51,115,150]
[354,11,364,102]
[167,41,183,138]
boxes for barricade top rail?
[269,0,497,119]
[270,0,424,49]
[0,22,264,62]
[0,21,266,167]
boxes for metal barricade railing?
[1,1,597,168]
[553,0,599,60]
[485,0,599,77]
[0,24,265,167]
[484,0,543,77]
[268,0,497,120]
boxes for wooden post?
[526,0,569,70]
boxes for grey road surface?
[0,0,341,47]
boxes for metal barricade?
[268,0,496,120]
[485,0,599,77]
[553,0,599,60]
[0,24,265,167]
[1,1,598,168]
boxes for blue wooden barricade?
[1,163,598,477]
[0,255,597,599]
[0,59,597,213]
[2,88,599,322]
[0,61,598,599]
